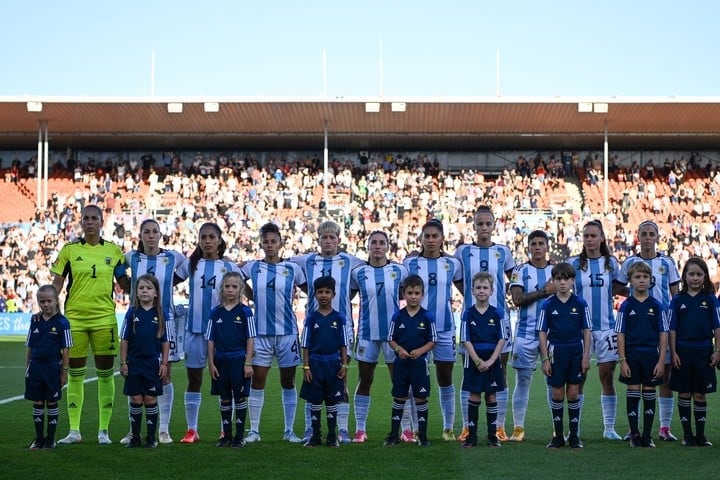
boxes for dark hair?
[579,220,613,272]
[82,204,103,222]
[137,218,161,253]
[260,222,282,242]
[133,274,165,338]
[680,256,715,294]
[551,262,576,280]
[474,205,495,221]
[367,230,389,249]
[189,223,227,274]
[627,261,652,278]
[418,219,446,258]
[402,274,425,293]
[527,230,548,244]
[313,276,336,292]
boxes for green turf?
[2,340,719,479]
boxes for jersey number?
[200,275,217,289]
[589,273,604,287]
[267,278,275,290]
[91,264,97,279]
[605,334,618,352]
[428,273,437,286]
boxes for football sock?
[495,389,508,429]
[281,387,297,433]
[568,399,581,436]
[354,393,371,432]
[96,367,115,431]
[694,400,707,439]
[337,402,350,432]
[460,389,469,427]
[130,402,143,438]
[46,403,59,440]
[658,395,674,429]
[512,369,532,428]
[234,399,248,439]
[184,391,202,431]
[158,382,174,433]
[641,390,656,438]
[601,394,617,432]
[626,389,641,434]
[145,403,159,440]
[438,385,455,430]
[33,406,44,439]
[467,399,479,439]
[486,401,498,439]
[66,366,87,431]
[249,388,264,432]
[390,400,405,437]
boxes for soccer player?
[538,262,592,449]
[289,220,363,443]
[384,274,437,447]
[668,257,720,446]
[119,274,169,448]
[174,222,243,444]
[25,285,72,449]
[350,230,408,443]
[241,222,306,443]
[299,276,350,447]
[567,220,623,440]
[121,218,186,445]
[460,272,508,448]
[206,272,256,448]
[615,261,668,448]
[454,206,516,442]
[52,204,129,445]
[508,230,555,442]
[615,220,680,441]
[405,219,462,441]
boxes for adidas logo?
[147,419,154,425]
[628,412,637,417]
[399,324,406,329]
[33,328,39,333]
[645,409,654,415]
[311,415,318,421]
[335,391,342,397]
[629,310,636,315]
[680,304,687,309]
[490,382,497,387]
[34,417,42,423]
[570,418,579,423]
[69,403,78,408]
[419,387,427,393]
[216,319,223,324]
[327,413,335,419]
[553,416,561,421]
[681,416,688,422]
[468,421,475,427]
[392,416,401,421]
[708,383,714,389]
[418,418,426,423]
[75,256,84,261]
[470,321,476,326]
[552,310,559,315]
[314,324,320,329]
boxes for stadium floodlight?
[167,102,183,113]
[26,101,43,113]
[593,103,608,113]
[391,102,406,112]
[204,102,220,113]
[365,102,381,113]
[577,102,593,113]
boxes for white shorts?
[355,339,395,364]
[252,335,301,368]
[592,329,618,364]
[184,332,208,369]
[511,336,540,370]
[167,309,186,362]
[501,317,513,354]
[431,330,457,363]
[345,324,355,360]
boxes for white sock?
[460,389,469,427]
[659,396,674,429]
[601,394,617,432]
[159,382,174,433]
[512,369,533,428]
[337,402,350,431]
[401,397,414,432]
[281,387,297,433]
[438,385,455,430]
[249,388,264,433]
[577,393,584,436]
[354,394,371,432]
[304,402,312,431]
[184,392,201,431]
[496,389,508,429]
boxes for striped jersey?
[289,252,363,327]
[454,243,516,313]
[568,255,620,331]
[175,258,242,333]
[403,255,462,333]
[241,259,306,336]
[351,262,408,341]
[616,254,680,310]
[510,262,554,340]
[126,249,185,321]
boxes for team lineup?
[24,204,720,450]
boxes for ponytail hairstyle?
[189,222,227,274]
[132,274,165,338]
[137,218,161,253]
[579,220,613,272]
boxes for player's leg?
[277,335,302,442]
[44,401,59,449]
[494,351,510,441]
[58,329,89,444]
[625,384,642,446]
[231,369,250,448]
[159,314,182,444]
[91,326,118,444]
[336,329,354,443]
[126,392,144,449]
[596,330,621,440]
[509,338,537,442]
[566,382,582,447]
[247,335,275,441]
[434,332,456,440]
[181,333,206,443]
[143,393,160,448]
[353,339,382,442]
[693,392,710,446]
[30,399,45,449]
[640,386,657,447]
[658,350,676,440]
[485,392,499,447]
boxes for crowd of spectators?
[1,149,719,316]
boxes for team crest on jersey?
[152,316,158,324]
[443,262,450,271]
[163,258,169,264]
[511,273,519,282]
[338,260,345,267]
[701,301,709,309]
[51,326,57,332]
[105,257,112,265]
[390,272,397,279]
[331,321,338,328]
[494,251,501,259]
[489,318,495,324]
[234,316,243,323]
[282,268,290,277]
[418,322,426,329]
[648,308,654,314]
[658,265,666,274]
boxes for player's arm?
[244,337,254,377]
[616,331,630,378]
[581,327,591,375]
[207,339,219,379]
[60,346,69,386]
[538,330,551,376]
[338,345,348,379]
[51,273,66,294]
[612,280,629,297]
[511,284,547,307]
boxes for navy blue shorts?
[123,357,163,397]
[210,356,251,401]
[619,348,663,387]
[462,350,505,394]
[299,359,344,405]
[24,362,62,402]
[670,345,717,394]
[392,357,431,399]
[546,344,584,387]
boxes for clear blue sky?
[2,0,719,98]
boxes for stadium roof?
[1,96,720,151]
